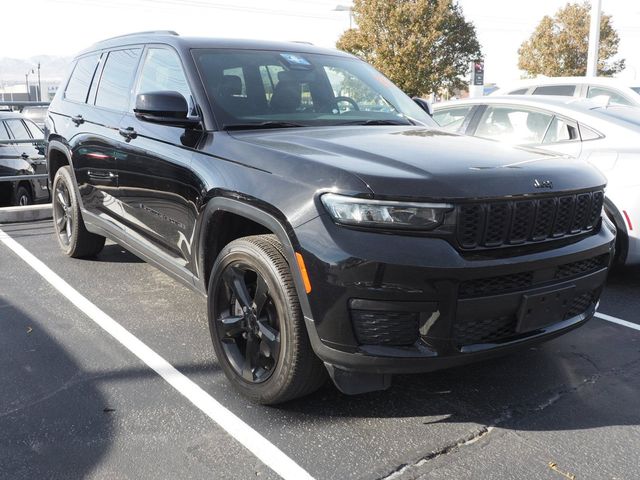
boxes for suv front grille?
[457,191,604,249]
[453,314,517,346]
[459,254,608,299]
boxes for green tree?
[336,0,482,97]
[518,1,625,77]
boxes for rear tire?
[14,184,33,206]
[208,234,326,404]
[52,166,105,258]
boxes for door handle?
[118,127,137,141]
[71,115,84,126]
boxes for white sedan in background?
[432,95,640,266]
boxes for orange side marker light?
[295,252,312,294]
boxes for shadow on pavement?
[0,297,114,479]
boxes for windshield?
[632,87,640,95]
[192,49,436,129]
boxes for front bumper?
[295,214,615,375]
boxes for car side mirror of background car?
[412,97,433,117]
[134,91,200,128]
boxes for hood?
[232,126,606,200]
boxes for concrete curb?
[0,204,52,224]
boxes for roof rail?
[98,30,179,43]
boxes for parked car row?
[0,110,49,206]
[433,90,640,267]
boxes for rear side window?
[579,124,602,141]
[432,106,473,132]
[508,88,528,95]
[5,119,31,140]
[65,54,100,103]
[543,117,579,144]
[475,106,553,144]
[532,85,576,96]
[95,48,142,111]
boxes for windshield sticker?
[280,53,313,69]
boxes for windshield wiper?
[223,121,307,131]
[336,119,412,126]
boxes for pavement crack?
[376,412,510,480]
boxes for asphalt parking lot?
[1,219,639,480]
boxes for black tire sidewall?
[208,240,298,403]
[15,185,32,206]
[52,166,80,256]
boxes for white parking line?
[595,312,640,332]
[0,228,314,480]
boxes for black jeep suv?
[45,31,615,404]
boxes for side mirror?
[134,91,200,127]
[412,97,433,117]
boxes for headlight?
[321,193,453,230]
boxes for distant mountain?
[0,55,73,84]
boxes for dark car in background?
[45,31,615,404]
[0,111,49,206]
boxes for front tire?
[52,166,105,258]
[208,235,326,404]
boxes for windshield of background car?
[192,49,436,128]
[632,87,640,95]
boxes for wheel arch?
[46,138,73,185]
[604,197,629,265]
[196,196,314,321]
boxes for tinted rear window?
[65,54,100,103]
[95,48,142,111]
[532,85,576,96]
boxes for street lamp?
[25,70,31,101]
[24,64,42,101]
[333,4,353,29]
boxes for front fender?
[194,195,316,321]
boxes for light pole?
[37,62,42,101]
[333,4,353,29]
[25,72,30,101]
[586,0,602,77]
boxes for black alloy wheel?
[208,235,326,404]
[214,262,281,383]
[52,166,106,258]
[54,180,73,246]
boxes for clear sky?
[3,0,639,85]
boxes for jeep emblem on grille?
[533,179,553,189]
